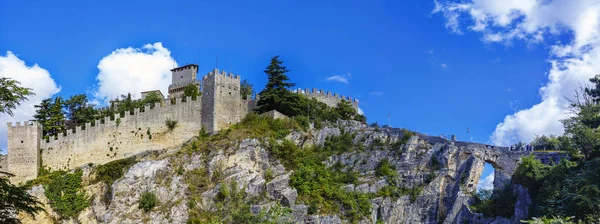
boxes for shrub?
[470,185,516,218]
[294,115,310,130]
[139,191,157,212]
[377,185,423,202]
[115,117,121,127]
[429,154,442,171]
[399,129,414,145]
[44,170,89,219]
[166,118,178,131]
[375,158,396,178]
[290,161,372,222]
[94,157,137,204]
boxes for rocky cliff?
[19,121,539,224]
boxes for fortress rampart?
[5,65,359,183]
[296,88,359,109]
[39,97,202,172]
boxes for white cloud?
[369,91,384,96]
[93,42,177,105]
[441,63,448,68]
[477,172,494,190]
[434,0,600,146]
[326,72,351,84]
[0,52,61,153]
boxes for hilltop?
[14,115,560,224]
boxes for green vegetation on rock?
[139,191,157,213]
[43,169,89,219]
[94,157,137,204]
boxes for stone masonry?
[5,64,359,183]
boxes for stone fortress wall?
[295,88,359,109]
[6,121,42,183]
[5,65,358,183]
[40,97,202,173]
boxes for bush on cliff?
[268,134,372,222]
[138,191,157,213]
[44,169,89,219]
[469,185,516,218]
[94,157,137,204]
[514,156,600,221]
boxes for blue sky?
[1,0,599,159]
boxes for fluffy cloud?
[0,52,61,153]
[440,63,448,69]
[434,0,600,145]
[326,72,351,84]
[477,172,494,190]
[93,42,177,105]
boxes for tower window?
[21,140,23,143]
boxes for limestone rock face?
[20,121,553,224]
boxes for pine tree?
[256,56,302,115]
[34,97,66,137]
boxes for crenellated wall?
[39,97,202,172]
[5,65,361,183]
[296,88,359,109]
[201,68,244,133]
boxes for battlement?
[295,88,360,110]
[297,88,359,104]
[202,68,241,80]
[7,121,41,128]
[43,96,198,144]
[5,66,361,182]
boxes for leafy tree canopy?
[240,79,253,100]
[184,84,200,100]
[0,77,34,116]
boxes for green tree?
[0,78,34,116]
[34,97,66,137]
[531,135,561,151]
[240,79,253,100]
[584,74,600,103]
[142,91,162,108]
[64,94,97,129]
[183,84,200,100]
[334,100,357,120]
[114,93,142,114]
[0,78,44,223]
[256,56,303,116]
[0,172,44,224]
[562,76,600,159]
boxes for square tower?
[168,64,201,99]
[201,68,243,133]
[7,121,42,183]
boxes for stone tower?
[168,64,201,99]
[7,121,42,183]
[201,68,242,133]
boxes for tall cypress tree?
[256,56,302,115]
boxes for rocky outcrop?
[19,121,560,224]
